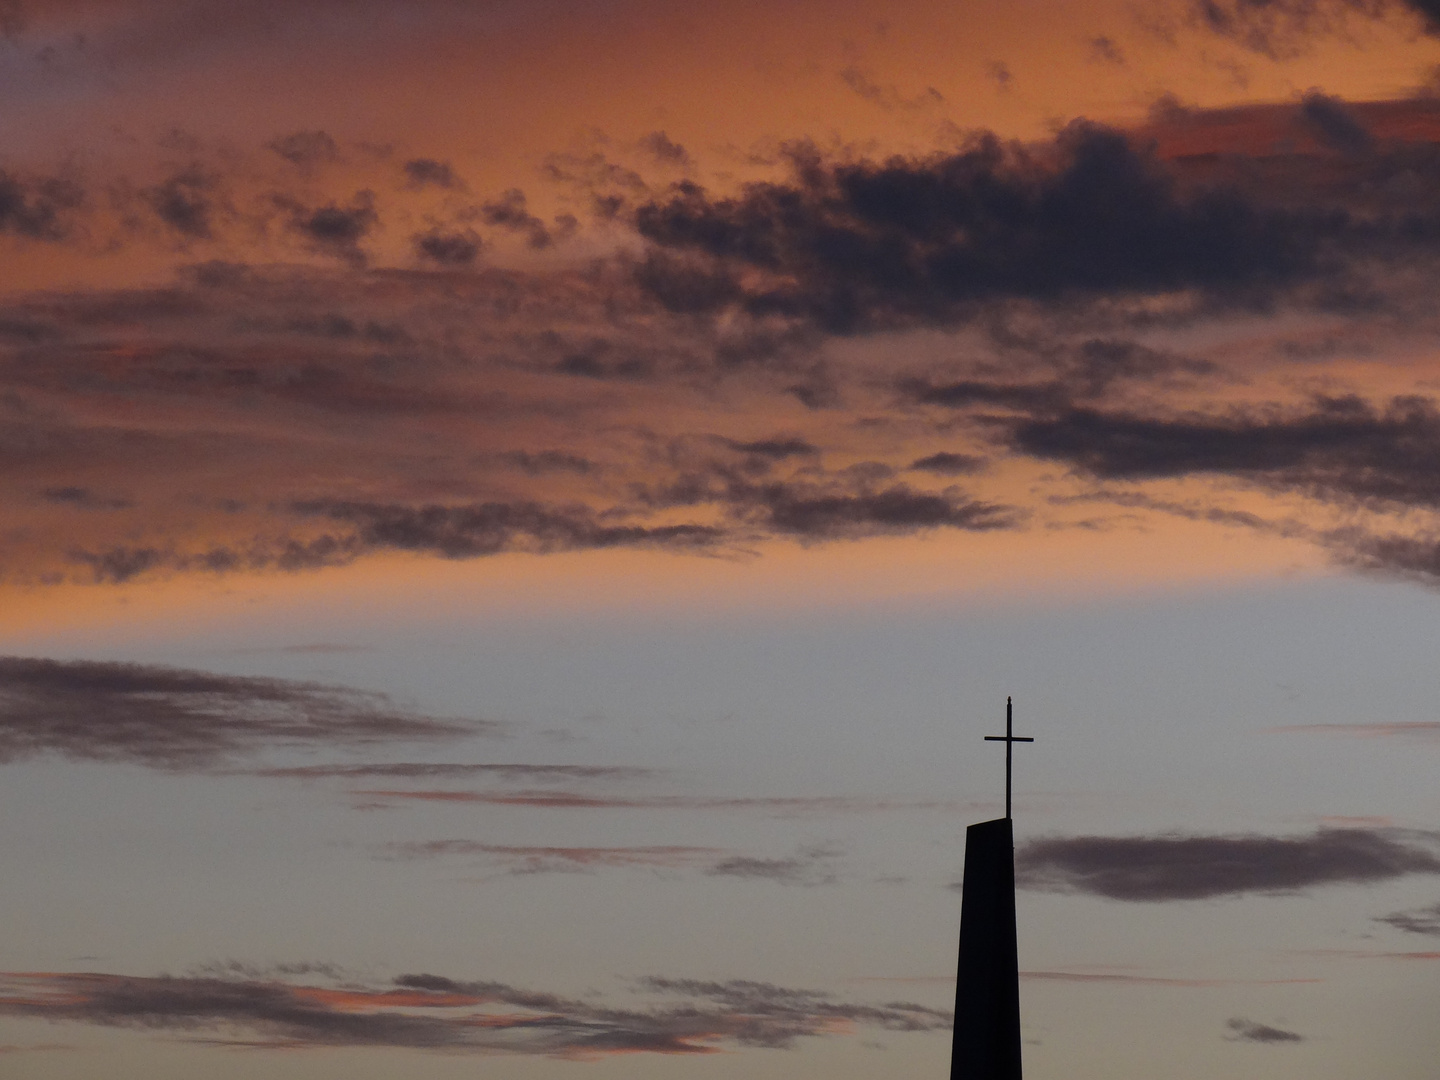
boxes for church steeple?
[950,699,1033,1080]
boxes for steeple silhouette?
[950,697,1032,1080]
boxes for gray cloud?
[144,165,219,239]
[632,123,1326,333]
[0,170,84,240]
[280,192,377,264]
[0,968,950,1055]
[1226,1017,1305,1043]
[412,227,481,265]
[1015,828,1440,901]
[267,131,340,168]
[250,763,652,781]
[1188,0,1439,57]
[352,789,961,815]
[380,841,726,874]
[402,159,463,190]
[294,499,725,559]
[706,843,843,885]
[1375,900,1440,934]
[0,656,489,771]
[1009,395,1440,507]
[380,838,843,884]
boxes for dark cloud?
[0,171,84,240]
[0,656,487,771]
[1376,900,1440,934]
[1298,91,1375,154]
[839,66,946,112]
[294,499,724,559]
[633,124,1319,333]
[402,158,463,190]
[909,452,985,475]
[722,437,819,459]
[500,450,596,475]
[0,968,950,1056]
[1226,1017,1305,1043]
[39,487,131,510]
[267,131,340,168]
[1089,35,1126,64]
[480,189,556,248]
[639,131,690,166]
[1014,828,1440,901]
[282,193,377,264]
[145,165,217,239]
[68,535,364,584]
[1188,0,1437,57]
[751,481,1018,539]
[987,61,1013,91]
[412,227,481,265]
[1010,395,1440,509]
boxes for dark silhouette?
[951,697,1032,1080]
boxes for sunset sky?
[5,1,1440,1077]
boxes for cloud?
[401,159,464,190]
[143,165,219,239]
[706,844,843,885]
[0,656,489,771]
[1187,0,1439,57]
[1376,900,1440,934]
[1020,971,1321,987]
[381,841,726,874]
[480,188,558,249]
[1274,721,1440,739]
[351,789,962,815]
[268,131,340,168]
[294,499,725,558]
[0,170,84,240]
[1298,91,1375,154]
[1088,35,1126,64]
[0,969,950,1056]
[909,452,985,476]
[280,192,378,264]
[9,94,1440,596]
[250,763,653,781]
[1226,1017,1304,1043]
[632,122,1321,332]
[1014,828,1440,901]
[1009,395,1440,508]
[382,838,843,883]
[638,132,689,166]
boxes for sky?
[4,0,1440,1077]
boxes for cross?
[984,696,1034,820]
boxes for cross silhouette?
[984,696,1034,820]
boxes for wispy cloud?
[249,763,654,782]
[1274,722,1440,740]
[380,839,843,883]
[0,968,951,1056]
[351,789,965,815]
[1015,828,1440,901]
[1020,971,1322,987]
[1375,901,1440,935]
[705,843,843,886]
[379,841,725,875]
[0,656,492,771]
